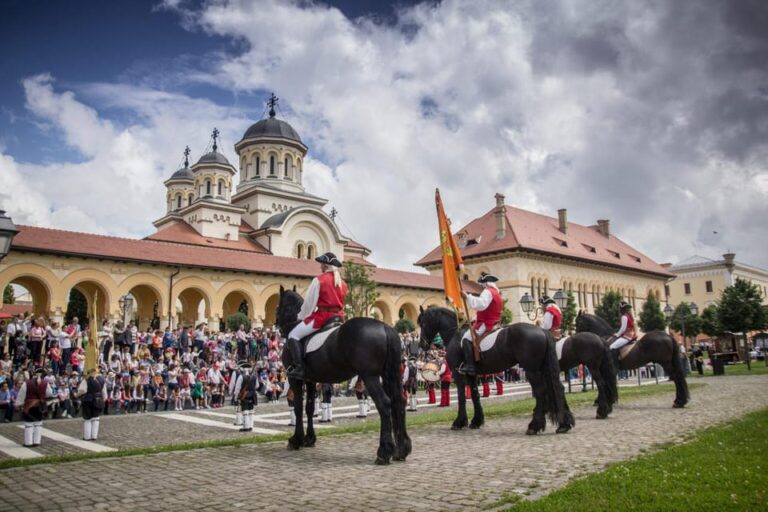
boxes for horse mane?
[578,313,613,334]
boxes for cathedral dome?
[169,166,194,181]
[241,117,302,144]
[196,150,231,166]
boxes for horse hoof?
[392,455,406,462]
[525,428,538,436]
[556,425,572,434]
[673,403,685,409]
[469,422,482,430]
[596,413,608,420]
[287,442,301,451]
[451,424,466,431]
[303,440,316,448]
[375,456,390,465]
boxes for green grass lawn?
[689,361,768,378]
[503,408,768,512]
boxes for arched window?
[187,194,193,206]
[270,155,276,175]
[255,155,260,177]
[206,180,211,196]
[217,181,223,196]
[531,278,535,298]
[296,243,304,259]
[284,157,290,178]
[176,195,182,209]
[307,244,315,259]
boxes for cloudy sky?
[1,0,767,272]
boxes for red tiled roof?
[0,304,34,317]
[345,239,371,252]
[11,225,454,291]
[145,222,270,254]
[415,206,673,278]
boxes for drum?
[420,362,441,383]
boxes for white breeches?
[288,320,318,340]
[461,324,487,344]
[610,336,631,350]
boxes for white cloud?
[6,0,768,273]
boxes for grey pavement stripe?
[161,413,281,434]
[15,426,116,453]
[0,433,42,459]
[192,409,333,428]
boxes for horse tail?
[384,326,411,459]
[542,331,574,428]
[601,341,619,404]
[669,337,690,406]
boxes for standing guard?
[540,295,563,339]
[16,368,53,447]
[233,363,257,432]
[78,368,107,441]
[438,353,452,407]
[610,302,637,368]
[229,364,243,426]
[286,252,347,380]
[459,272,503,375]
[319,383,333,423]
[405,356,418,411]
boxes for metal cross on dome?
[183,146,191,167]
[212,128,220,152]
[267,93,279,118]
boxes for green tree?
[638,292,666,332]
[718,278,766,370]
[501,298,513,325]
[226,312,250,332]
[65,288,89,325]
[595,291,624,330]
[343,262,379,319]
[394,317,416,334]
[699,304,721,337]
[561,290,577,335]
[669,302,701,346]
[3,285,15,305]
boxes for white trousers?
[461,324,488,344]
[288,320,318,341]
[610,336,632,350]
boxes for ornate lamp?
[0,210,19,262]
[519,292,538,320]
[553,289,568,309]
[689,302,699,316]
[663,303,673,320]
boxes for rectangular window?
[664,285,670,298]
[705,281,713,293]
[684,283,691,295]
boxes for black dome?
[196,150,231,166]
[241,117,302,144]
[169,166,194,181]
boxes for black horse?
[417,306,575,435]
[575,312,690,408]
[557,331,619,418]
[276,286,411,465]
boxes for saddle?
[618,340,639,360]
[299,317,342,344]
[302,317,343,355]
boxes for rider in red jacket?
[459,272,502,376]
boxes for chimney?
[557,208,567,235]
[723,252,736,286]
[596,219,610,237]
[494,193,506,240]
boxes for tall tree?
[3,285,14,305]
[343,262,379,319]
[65,288,88,325]
[394,317,416,334]
[638,292,666,332]
[718,278,766,370]
[669,303,701,346]
[595,290,624,330]
[561,290,577,335]
[699,304,721,338]
[501,298,513,325]
[226,312,251,332]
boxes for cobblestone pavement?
[0,375,766,512]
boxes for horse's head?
[417,305,455,351]
[575,311,612,337]
[276,285,303,333]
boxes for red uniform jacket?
[439,362,452,383]
[474,286,503,331]
[545,305,562,331]
[622,313,637,340]
[305,271,348,328]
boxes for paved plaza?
[0,375,766,511]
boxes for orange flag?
[435,189,465,309]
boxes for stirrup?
[458,362,476,376]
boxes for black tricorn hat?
[539,295,555,305]
[478,272,498,283]
[315,252,342,267]
[620,301,632,310]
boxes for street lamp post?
[519,288,568,321]
[118,295,134,326]
[0,210,19,263]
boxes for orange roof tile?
[145,222,270,253]
[11,225,457,291]
[416,206,673,278]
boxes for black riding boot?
[287,338,305,380]
[459,339,477,376]
[611,348,621,374]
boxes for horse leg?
[287,378,304,450]
[452,373,469,430]
[468,376,485,429]
[589,364,609,419]
[525,371,547,435]
[304,382,317,447]
[363,376,394,465]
